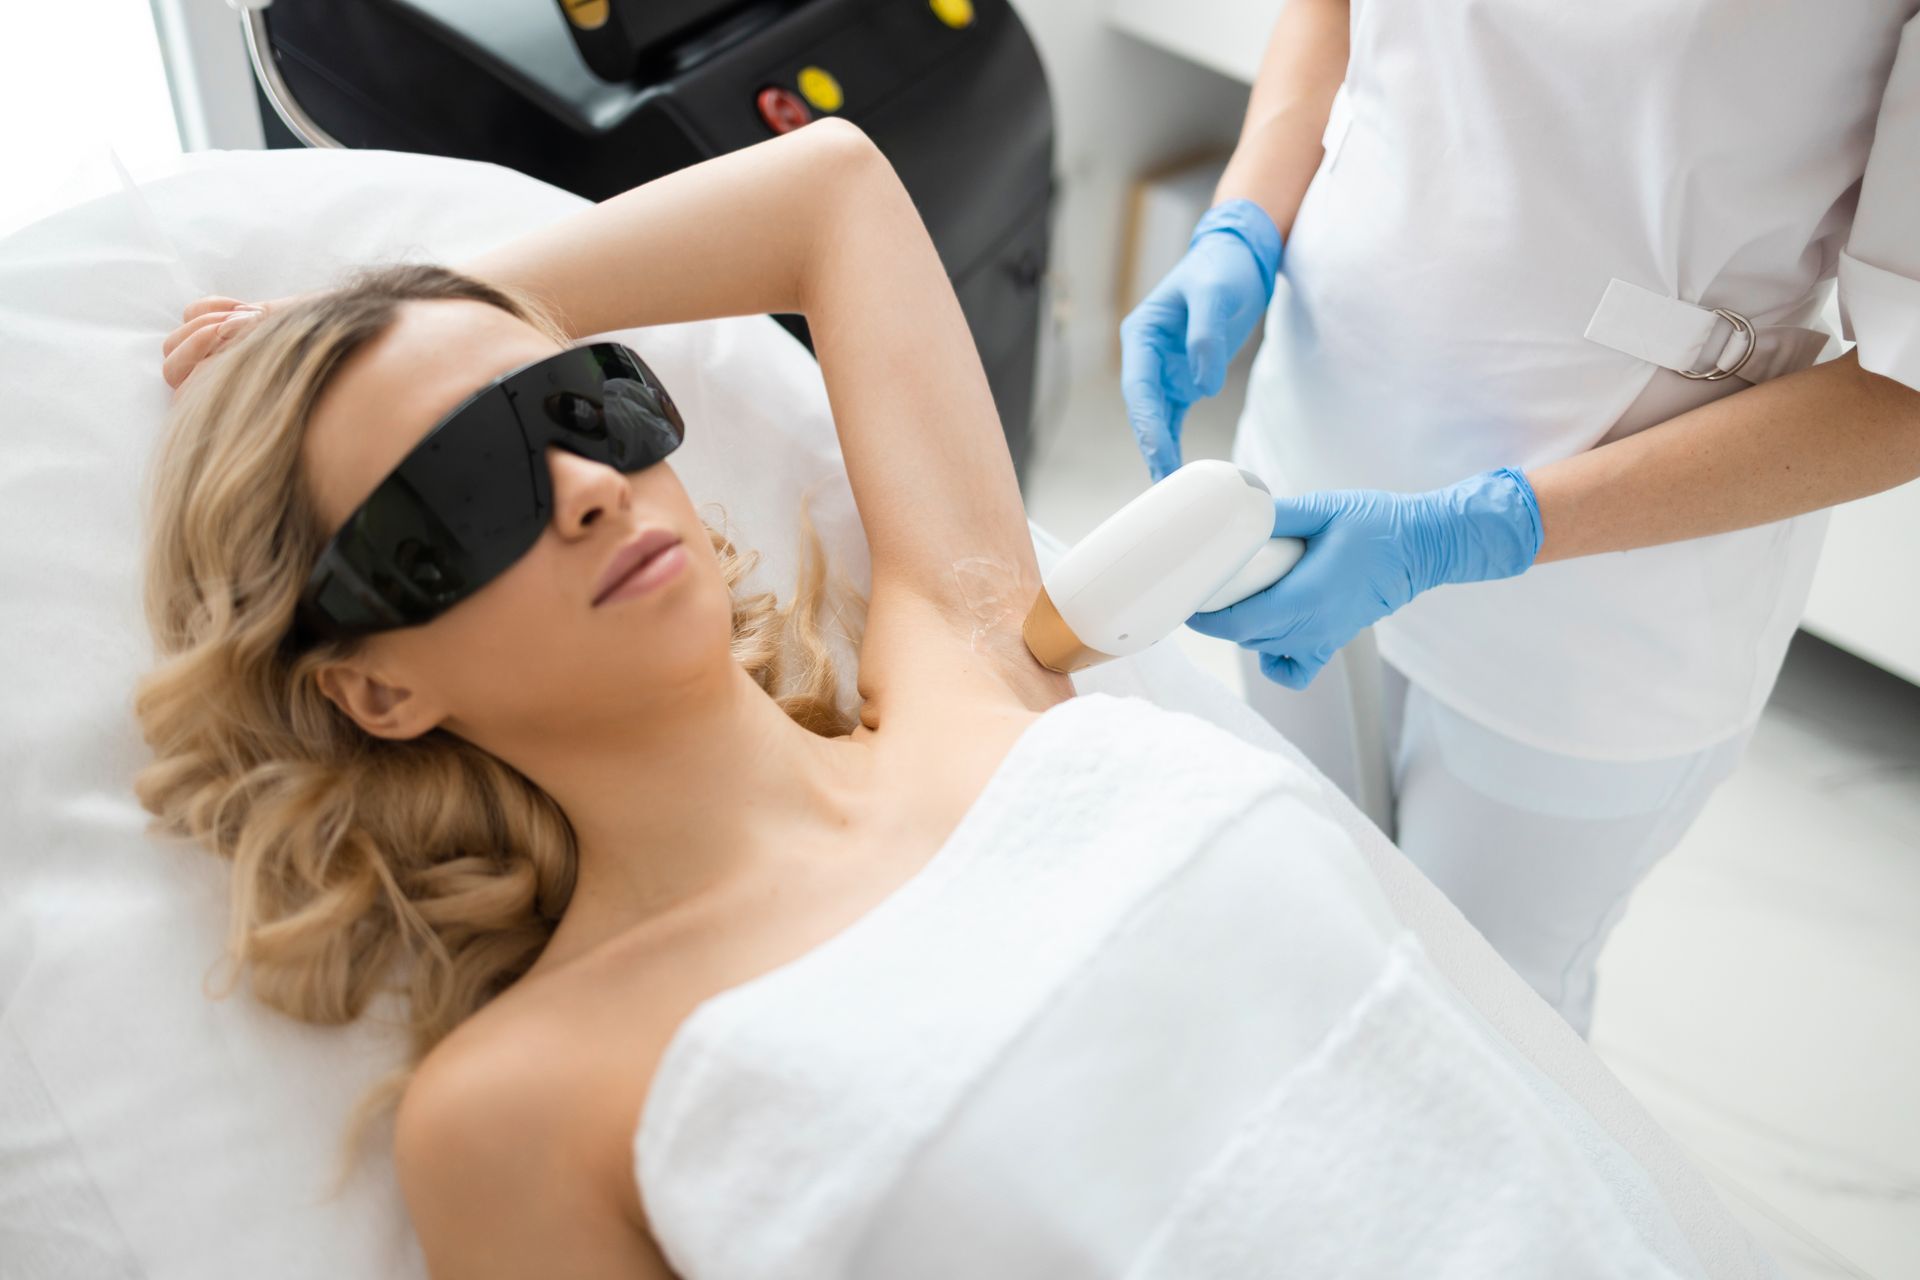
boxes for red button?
[756,86,813,134]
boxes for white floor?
[1021,358,1920,1280]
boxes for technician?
[1121,0,1920,1034]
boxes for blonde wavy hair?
[131,262,864,1198]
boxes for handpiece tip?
[1022,586,1112,674]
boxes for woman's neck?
[512,663,880,967]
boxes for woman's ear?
[315,660,444,741]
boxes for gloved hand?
[1187,468,1545,689]
[1120,198,1283,482]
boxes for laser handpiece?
[1023,460,1305,673]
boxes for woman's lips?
[593,527,681,605]
[595,541,686,605]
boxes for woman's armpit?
[944,553,1075,704]
[947,553,1034,650]
[863,553,1071,708]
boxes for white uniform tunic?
[1234,0,1920,759]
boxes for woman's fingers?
[163,310,260,391]
[163,323,225,391]
[162,296,265,377]
[163,297,264,357]
[161,308,230,360]
[162,293,293,391]
[180,295,247,323]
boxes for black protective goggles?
[289,342,684,650]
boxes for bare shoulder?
[395,986,680,1279]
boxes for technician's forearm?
[453,123,855,338]
[1213,0,1350,238]
[1528,350,1920,562]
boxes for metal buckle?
[1678,308,1756,380]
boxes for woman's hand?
[161,294,298,393]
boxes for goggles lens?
[292,342,683,648]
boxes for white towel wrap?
[635,692,1702,1279]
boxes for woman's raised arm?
[456,121,1047,699]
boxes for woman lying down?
[139,121,1697,1279]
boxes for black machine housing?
[247,0,1055,475]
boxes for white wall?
[0,1,182,238]
[1008,0,1250,387]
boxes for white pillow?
[0,147,1766,1280]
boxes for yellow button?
[929,0,974,29]
[796,66,844,113]
[560,0,609,30]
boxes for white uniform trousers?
[1237,644,1752,1037]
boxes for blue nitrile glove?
[1120,198,1283,482]
[1186,468,1546,689]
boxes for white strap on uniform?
[1583,277,1829,385]
[1321,83,1355,164]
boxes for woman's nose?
[547,445,630,533]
